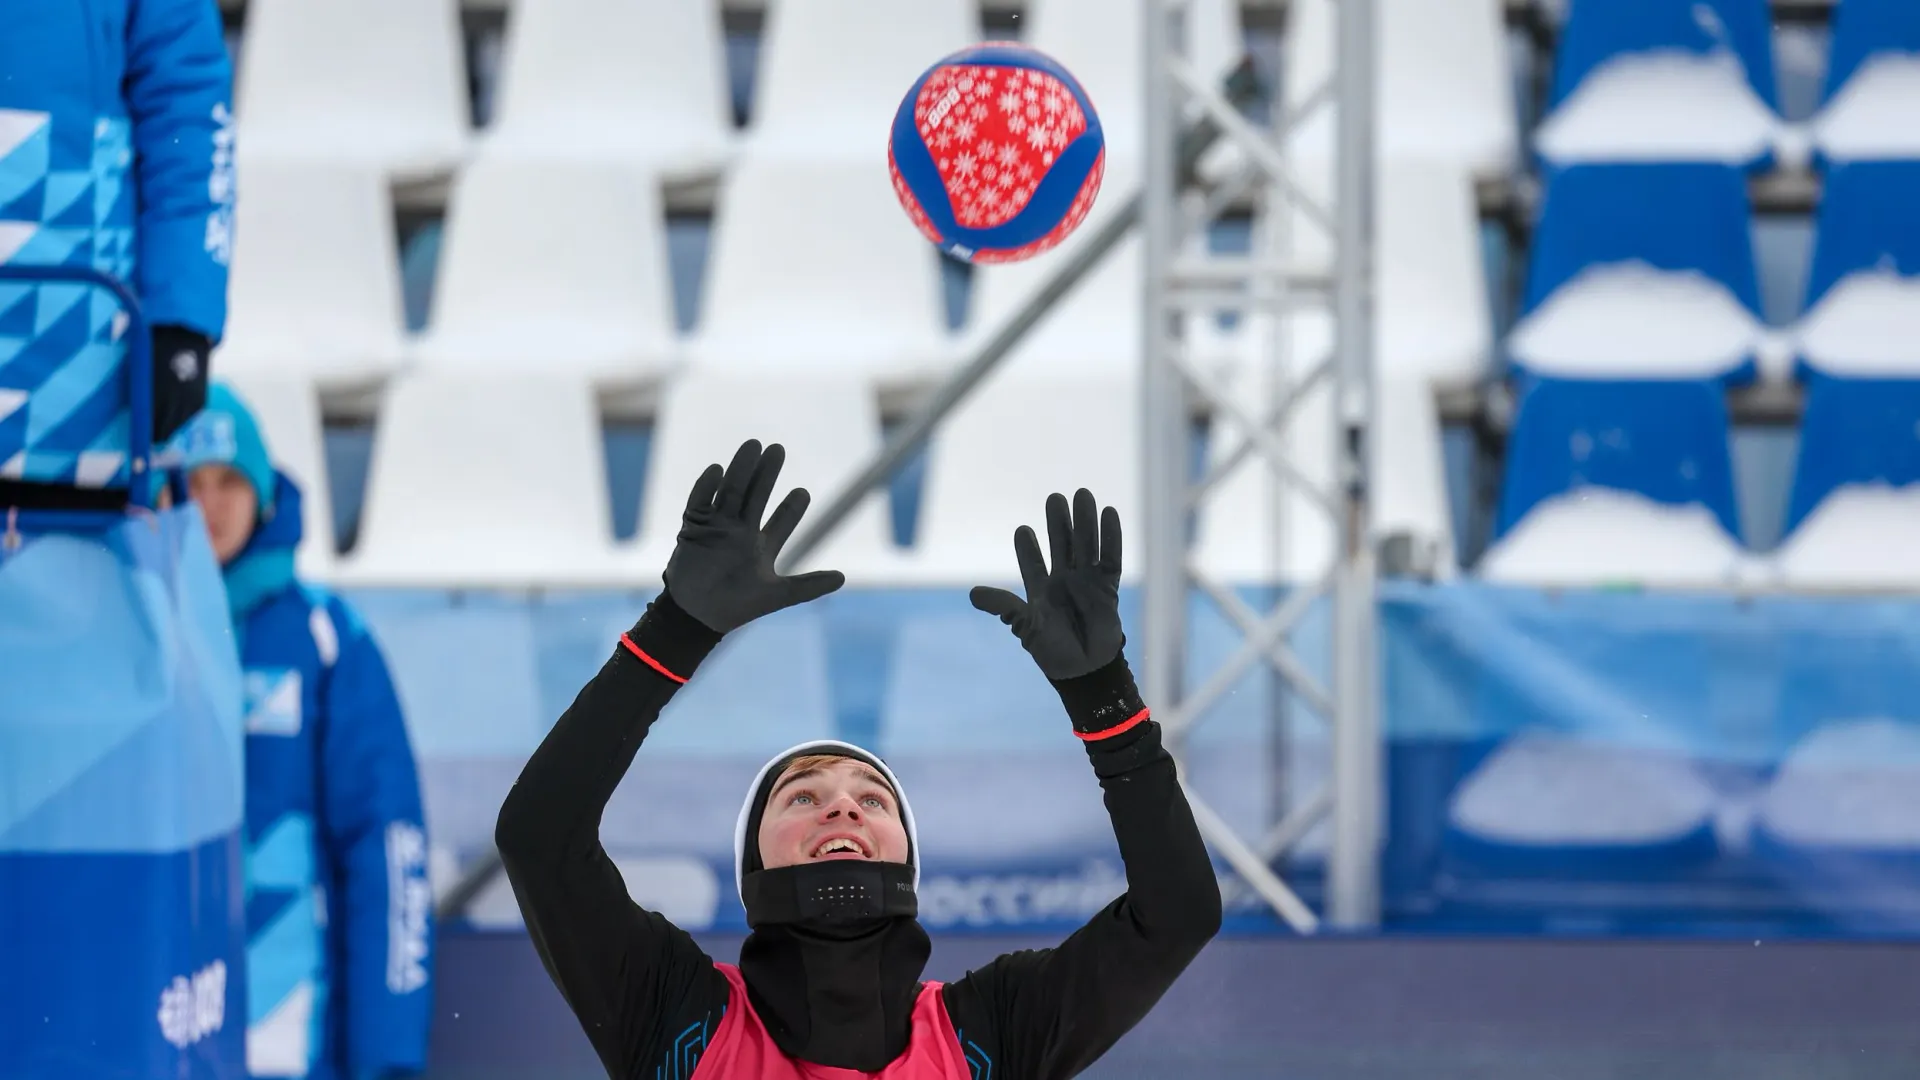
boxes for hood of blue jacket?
[224,470,304,625]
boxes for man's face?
[187,463,258,565]
[757,756,910,870]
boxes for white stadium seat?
[627,367,905,584]
[963,229,1143,375]
[1282,160,1495,387]
[958,153,1142,375]
[214,161,409,391]
[692,157,952,378]
[1022,0,1244,168]
[746,0,976,158]
[216,374,335,580]
[482,0,734,174]
[900,366,1142,586]
[1284,0,1518,175]
[1192,314,1458,585]
[413,157,680,383]
[1022,0,1148,163]
[236,0,470,179]
[334,372,628,587]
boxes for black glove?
[151,324,211,446]
[662,439,846,635]
[970,488,1125,682]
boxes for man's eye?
[791,794,813,805]
[862,797,883,809]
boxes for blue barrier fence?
[347,580,1920,940]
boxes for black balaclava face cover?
[733,739,930,1072]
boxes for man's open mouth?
[811,836,871,859]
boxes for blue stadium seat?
[1771,372,1920,589]
[1795,161,1920,378]
[1785,373,1920,534]
[1536,0,1779,165]
[1480,377,1748,588]
[1509,164,1765,382]
[1813,0,1920,161]
[1497,377,1741,539]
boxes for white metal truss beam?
[1139,0,1381,933]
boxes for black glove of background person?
[663,439,846,636]
[151,324,211,447]
[970,488,1125,682]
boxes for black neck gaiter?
[737,860,931,1071]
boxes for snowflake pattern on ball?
[968,148,1103,264]
[914,62,1089,230]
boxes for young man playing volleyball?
[496,439,1221,1079]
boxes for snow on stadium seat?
[1810,0,1920,161]
[691,157,951,378]
[626,367,906,584]
[1508,163,1772,382]
[1533,0,1782,166]
[1192,313,1457,584]
[216,373,334,579]
[332,371,628,587]
[412,157,678,382]
[213,161,409,390]
[235,0,469,179]
[481,0,732,174]
[1770,373,1920,592]
[1283,0,1517,175]
[1479,377,1750,589]
[877,606,1117,866]
[745,0,975,158]
[897,366,1141,586]
[1445,730,1721,876]
[1793,161,1920,379]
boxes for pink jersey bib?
[689,963,973,1080]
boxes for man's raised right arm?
[495,437,844,1076]
[493,593,728,1078]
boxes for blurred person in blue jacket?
[166,384,435,1080]
[0,0,234,511]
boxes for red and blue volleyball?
[888,44,1105,265]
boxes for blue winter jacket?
[0,0,234,487]
[225,473,434,1080]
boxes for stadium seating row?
[213,0,1510,390]
[210,154,1495,390]
[1486,0,1920,591]
[1536,0,1917,165]
[226,319,1457,589]
[227,0,1515,178]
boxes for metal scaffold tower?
[1138,0,1381,932]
